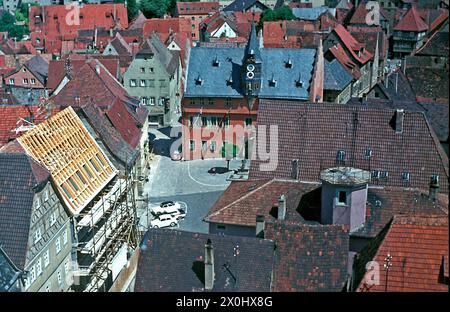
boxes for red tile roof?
[205,179,319,226]
[49,58,146,148]
[29,4,128,36]
[176,1,220,15]
[47,58,120,91]
[0,105,55,147]
[349,0,389,24]
[143,18,191,39]
[250,100,449,194]
[328,43,361,78]
[332,24,373,65]
[356,214,448,292]
[394,6,429,32]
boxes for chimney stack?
[204,239,214,291]
[429,175,439,202]
[255,215,265,238]
[278,195,286,220]
[395,109,404,133]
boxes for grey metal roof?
[223,0,268,12]
[292,7,336,21]
[324,59,353,91]
[185,47,316,100]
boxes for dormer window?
[269,76,276,87]
[296,79,303,88]
[402,172,410,182]
[226,75,233,86]
[195,76,203,85]
[212,57,220,67]
[364,149,372,159]
[285,59,293,68]
[336,150,346,162]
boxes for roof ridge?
[205,179,274,220]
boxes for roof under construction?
[17,107,117,215]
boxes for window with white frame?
[44,189,49,202]
[36,258,42,276]
[63,228,68,245]
[55,237,61,254]
[129,79,137,87]
[34,228,42,244]
[336,190,348,206]
[140,79,146,87]
[50,212,57,226]
[23,78,29,84]
[189,140,195,151]
[149,97,155,105]
[57,270,62,286]
[44,250,50,267]
[30,265,36,283]
[9,78,14,85]
[64,260,70,275]
[31,78,36,85]
[35,198,41,209]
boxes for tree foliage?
[139,0,172,18]
[114,0,138,21]
[0,11,28,40]
[258,5,296,29]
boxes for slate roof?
[250,100,449,193]
[128,11,147,30]
[0,246,21,292]
[205,179,319,226]
[0,152,50,270]
[8,87,47,106]
[292,7,336,20]
[184,47,316,99]
[224,0,268,12]
[355,214,449,292]
[108,32,132,55]
[415,20,449,56]
[23,55,49,85]
[324,58,353,91]
[138,35,180,76]
[394,6,429,31]
[265,221,349,292]
[135,229,275,292]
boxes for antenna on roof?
[383,254,393,292]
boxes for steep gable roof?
[356,215,448,292]
[331,24,373,65]
[394,6,429,31]
[135,229,275,292]
[250,100,449,193]
[0,152,50,269]
[266,221,349,292]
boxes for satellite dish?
[246,71,254,79]
[246,64,255,72]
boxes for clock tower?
[242,22,262,103]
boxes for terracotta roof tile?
[394,6,429,32]
[356,214,448,292]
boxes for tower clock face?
[247,64,255,72]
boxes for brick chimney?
[256,215,265,238]
[429,175,439,201]
[278,195,286,220]
[204,239,214,291]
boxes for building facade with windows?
[181,23,324,160]
[124,35,182,127]
[175,1,220,42]
[0,150,74,292]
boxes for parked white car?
[151,201,181,216]
[150,215,178,228]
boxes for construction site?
[16,107,142,292]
